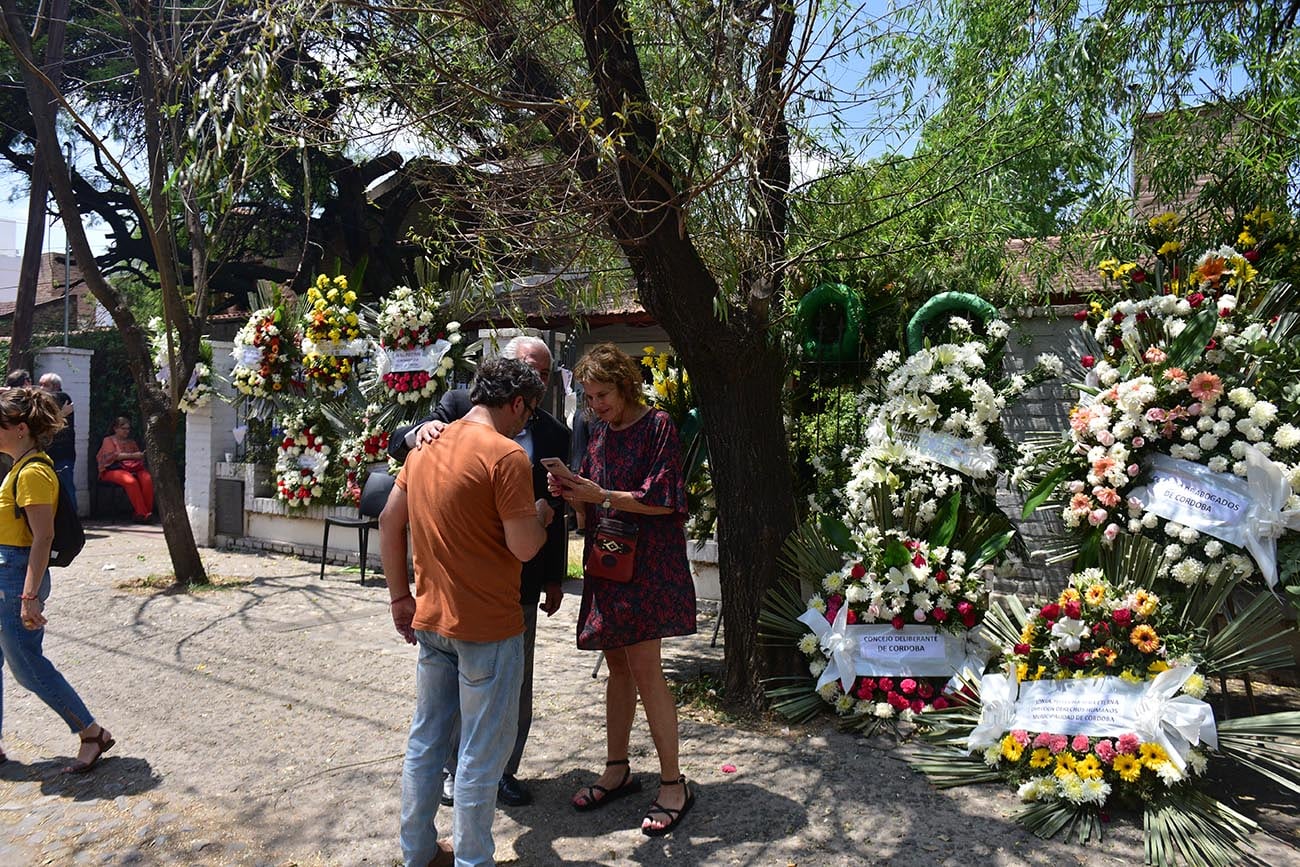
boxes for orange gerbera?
[1093,646,1118,666]
[1130,624,1161,654]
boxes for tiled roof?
[0,252,87,318]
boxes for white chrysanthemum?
[1142,512,1159,529]
[1058,773,1086,804]
[1154,762,1185,785]
[1228,387,1257,409]
[811,660,828,679]
[1249,401,1278,426]
[874,702,895,719]
[1182,672,1208,699]
[1178,526,1199,545]
[1203,540,1223,559]
[1170,559,1204,584]
[834,694,855,713]
[822,572,845,594]
[1164,543,1184,561]
[808,595,827,614]
[797,633,820,655]
[1187,750,1208,776]
[1080,778,1111,805]
[1275,424,1300,449]
[983,745,1002,767]
[1207,456,1229,473]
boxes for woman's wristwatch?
[600,489,612,510]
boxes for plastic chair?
[320,471,395,584]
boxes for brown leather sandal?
[572,758,642,811]
[641,775,695,836]
[62,727,115,774]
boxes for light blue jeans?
[0,545,95,738]
[402,629,523,867]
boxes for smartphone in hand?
[540,457,578,481]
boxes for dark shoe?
[62,727,115,774]
[498,773,532,806]
[572,758,642,812]
[427,839,454,867]
[641,775,695,837]
[439,772,454,807]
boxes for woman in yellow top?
[0,387,114,772]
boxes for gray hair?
[501,335,551,362]
[39,372,63,390]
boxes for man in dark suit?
[390,335,570,808]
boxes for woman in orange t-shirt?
[96,417,153,521]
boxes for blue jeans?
[0,545,95,738]
[53,460,77,513]
[402,630,523,867]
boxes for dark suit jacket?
[390,388,571,603]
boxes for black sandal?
[641,775,695,837]
[572,758,642,812]
[62,728,115,774]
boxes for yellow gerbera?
[1130,624,1161,654]
[1076,754,1104,780]
[1084,584,1107,607]
[1055,753,1076,775]
[1029,748,1053,769]
[1132,589,1159,617]
[1147,660,1170,674]
[1158,240,1183,257]
[1114,753,1142,782]
[1140,742,1169,766]
[1000,734,1025,763]
[1058,588,1081,605]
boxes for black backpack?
[11,454,85,567]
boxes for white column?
[33,346,93,516]
[184,340,238,545]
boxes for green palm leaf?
[1199,591,1294,676]
[1216,712,1300,794]
[1016,800,1104,844]
[1143,789,1257,867]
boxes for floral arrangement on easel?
[274,411,334,508]
[762,300,1060,736]
[640,345,714,541]
[336,418,391,507]
[301,274,366,396]
[372,285,468,406]
[1017,211,1300,597]
[231,291,299,417]
[148,317,214,413]
[910,538,1300,866]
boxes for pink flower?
[1012,730,1031,747]
[1068,479,1086,493]
[1164,367,1187,383]
[1033,732,1053,749]
[1117,733,1140,754]
[1187,291,1205,308]
[1064,600,1082,619]
[1131,436,1145,447]
[1048,734,1069,754]
[932,696,950,710]
[1071,734,1091,752]
[1143,347,1167,364]
[721,763,737,774]
[1092,456,1117,478]
[1081,355,1096,369]
[900,678,917,695]
[1069,493,1093,514]
[1094,487,1121,507]
[1103,523,1120,542]
[878,677,894,692]
[856,678,877,698]
[1145,407,1167,423]
[917,682,935,699]
[1088,508,1109,527]
[913,608,928,623]
[1127,464,1140,477]
[910,698,925,714]
[1188,372,1223,403]
[1094,740,1116,764]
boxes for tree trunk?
[11,154,48,371]
[0,0,208,587]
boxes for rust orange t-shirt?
[396,419,536,642]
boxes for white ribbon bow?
[967,673,1016,752]
[1243,445,1300,588]
[1133,666,1217,773]
[797,605,858,693]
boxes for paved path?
[1,523,1295,865]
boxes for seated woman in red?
[96,417,153,521]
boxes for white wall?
[33,346,93,515]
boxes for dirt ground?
[1,522,1297,866]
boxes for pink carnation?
[1071,734,1091,752]
[909,698,925,714]
[932,696,950,710]
[1048,734,1069,754]
[1117,733,1140,754]
[1033,732,1053,749]
[900,678,917,695]
[1094,740,1116,764]
[1011,730,1031,747]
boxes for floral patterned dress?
[576,408,697,650]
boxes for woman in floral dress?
[548,343,696,836]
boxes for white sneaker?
[440,772,454,807]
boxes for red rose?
[1074,309,1089,322]
[857,677,876,697]
[934,569,948,583]
[850,562,866,579]
[917,682,935,699]
[1064,600,1081,619]
[1014,643,1031,655]
[1112,608,1133,627]
[1081,355,1096,369]
[1243,249,1260,263]
[1188,291,1205,308]
[845,609,858,625]
[887,692,909,711]
[910,699,925,714]
[932,608,949,623]
[891,615,905,630]
[961,611,977,628]
[1092,621,1110,638]
[1206,338,1217,351]
[912,552,926,567]
[1132,268,1147,283]
[932,696,950,710]
[1041,603,1061,621]
[1135,311,1149,323]
[1219,308,1231,318]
